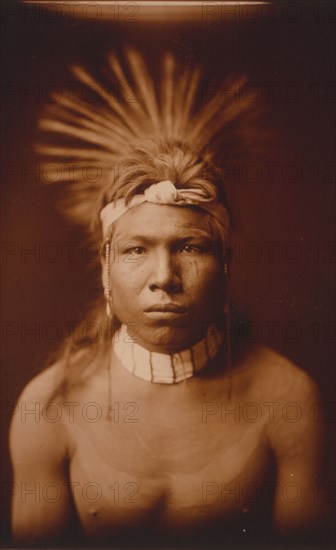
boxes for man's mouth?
[145,303,187,313]
[144,303,188,319]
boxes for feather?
[37,48,264,237]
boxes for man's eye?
[180,244,203,253]
[127,246,147,255]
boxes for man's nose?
[148,251,182,293]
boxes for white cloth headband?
[100,180,229,236]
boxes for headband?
[100,180,229,237]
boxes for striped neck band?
[113,324,223,384]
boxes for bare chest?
[65,401,274,540]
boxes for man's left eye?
[180,244,203,253]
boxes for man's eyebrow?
[112,230,213,244]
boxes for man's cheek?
[111,291,130,313]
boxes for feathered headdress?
[36,48,262,240]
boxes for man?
[10,51,327,547]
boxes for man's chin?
[134,324,203,354]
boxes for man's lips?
[143,304,188,320]
[145,303,187,313]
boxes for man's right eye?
[125,246,147,255]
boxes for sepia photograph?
[1,1,335,548]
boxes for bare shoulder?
[239,346,325,461]
[15,362,64,403]
[9,363,69,463]
[237,345,321,406]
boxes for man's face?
[106,202,224,353]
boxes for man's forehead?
[111,202,213,239]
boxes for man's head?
[100,140,229,352]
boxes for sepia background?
[1,0,335,546]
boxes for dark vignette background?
[1,0,335,547]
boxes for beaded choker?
[113,324,223,384]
